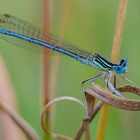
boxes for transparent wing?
[0,14,91,57]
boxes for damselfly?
[0,14,129,97]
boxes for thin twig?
[75,101,103,140]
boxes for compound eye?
[120,59,124,64]
[120,59,125,66]
[120,59,128,67]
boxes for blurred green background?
[0,0,140,140]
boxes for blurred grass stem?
[43,0,51,139]
[96,0,128,140]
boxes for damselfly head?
[113,58,128,74]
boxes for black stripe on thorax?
[95,54,114,70]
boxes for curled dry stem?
[41,96,85,140]
[75,84,140,139]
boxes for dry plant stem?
[118,85,140,96]
[111,0,128,61]
[0,101,40,140]
[41,96,84,140]
[75,84,140,140]
[43,0,51,105]
[0,56,20,139]
[96,104,109,140]
[84,93,95,140]
[97,0,128,140]
[84,119,90,140]
[43,1,51,139]
[75,101,103,140]
[41,1,74,139]
[90,84,140,110]
[75,93,103,140]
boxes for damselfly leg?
[82,73,105,115]
[82,72,124,113]
[105,72,124,97]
